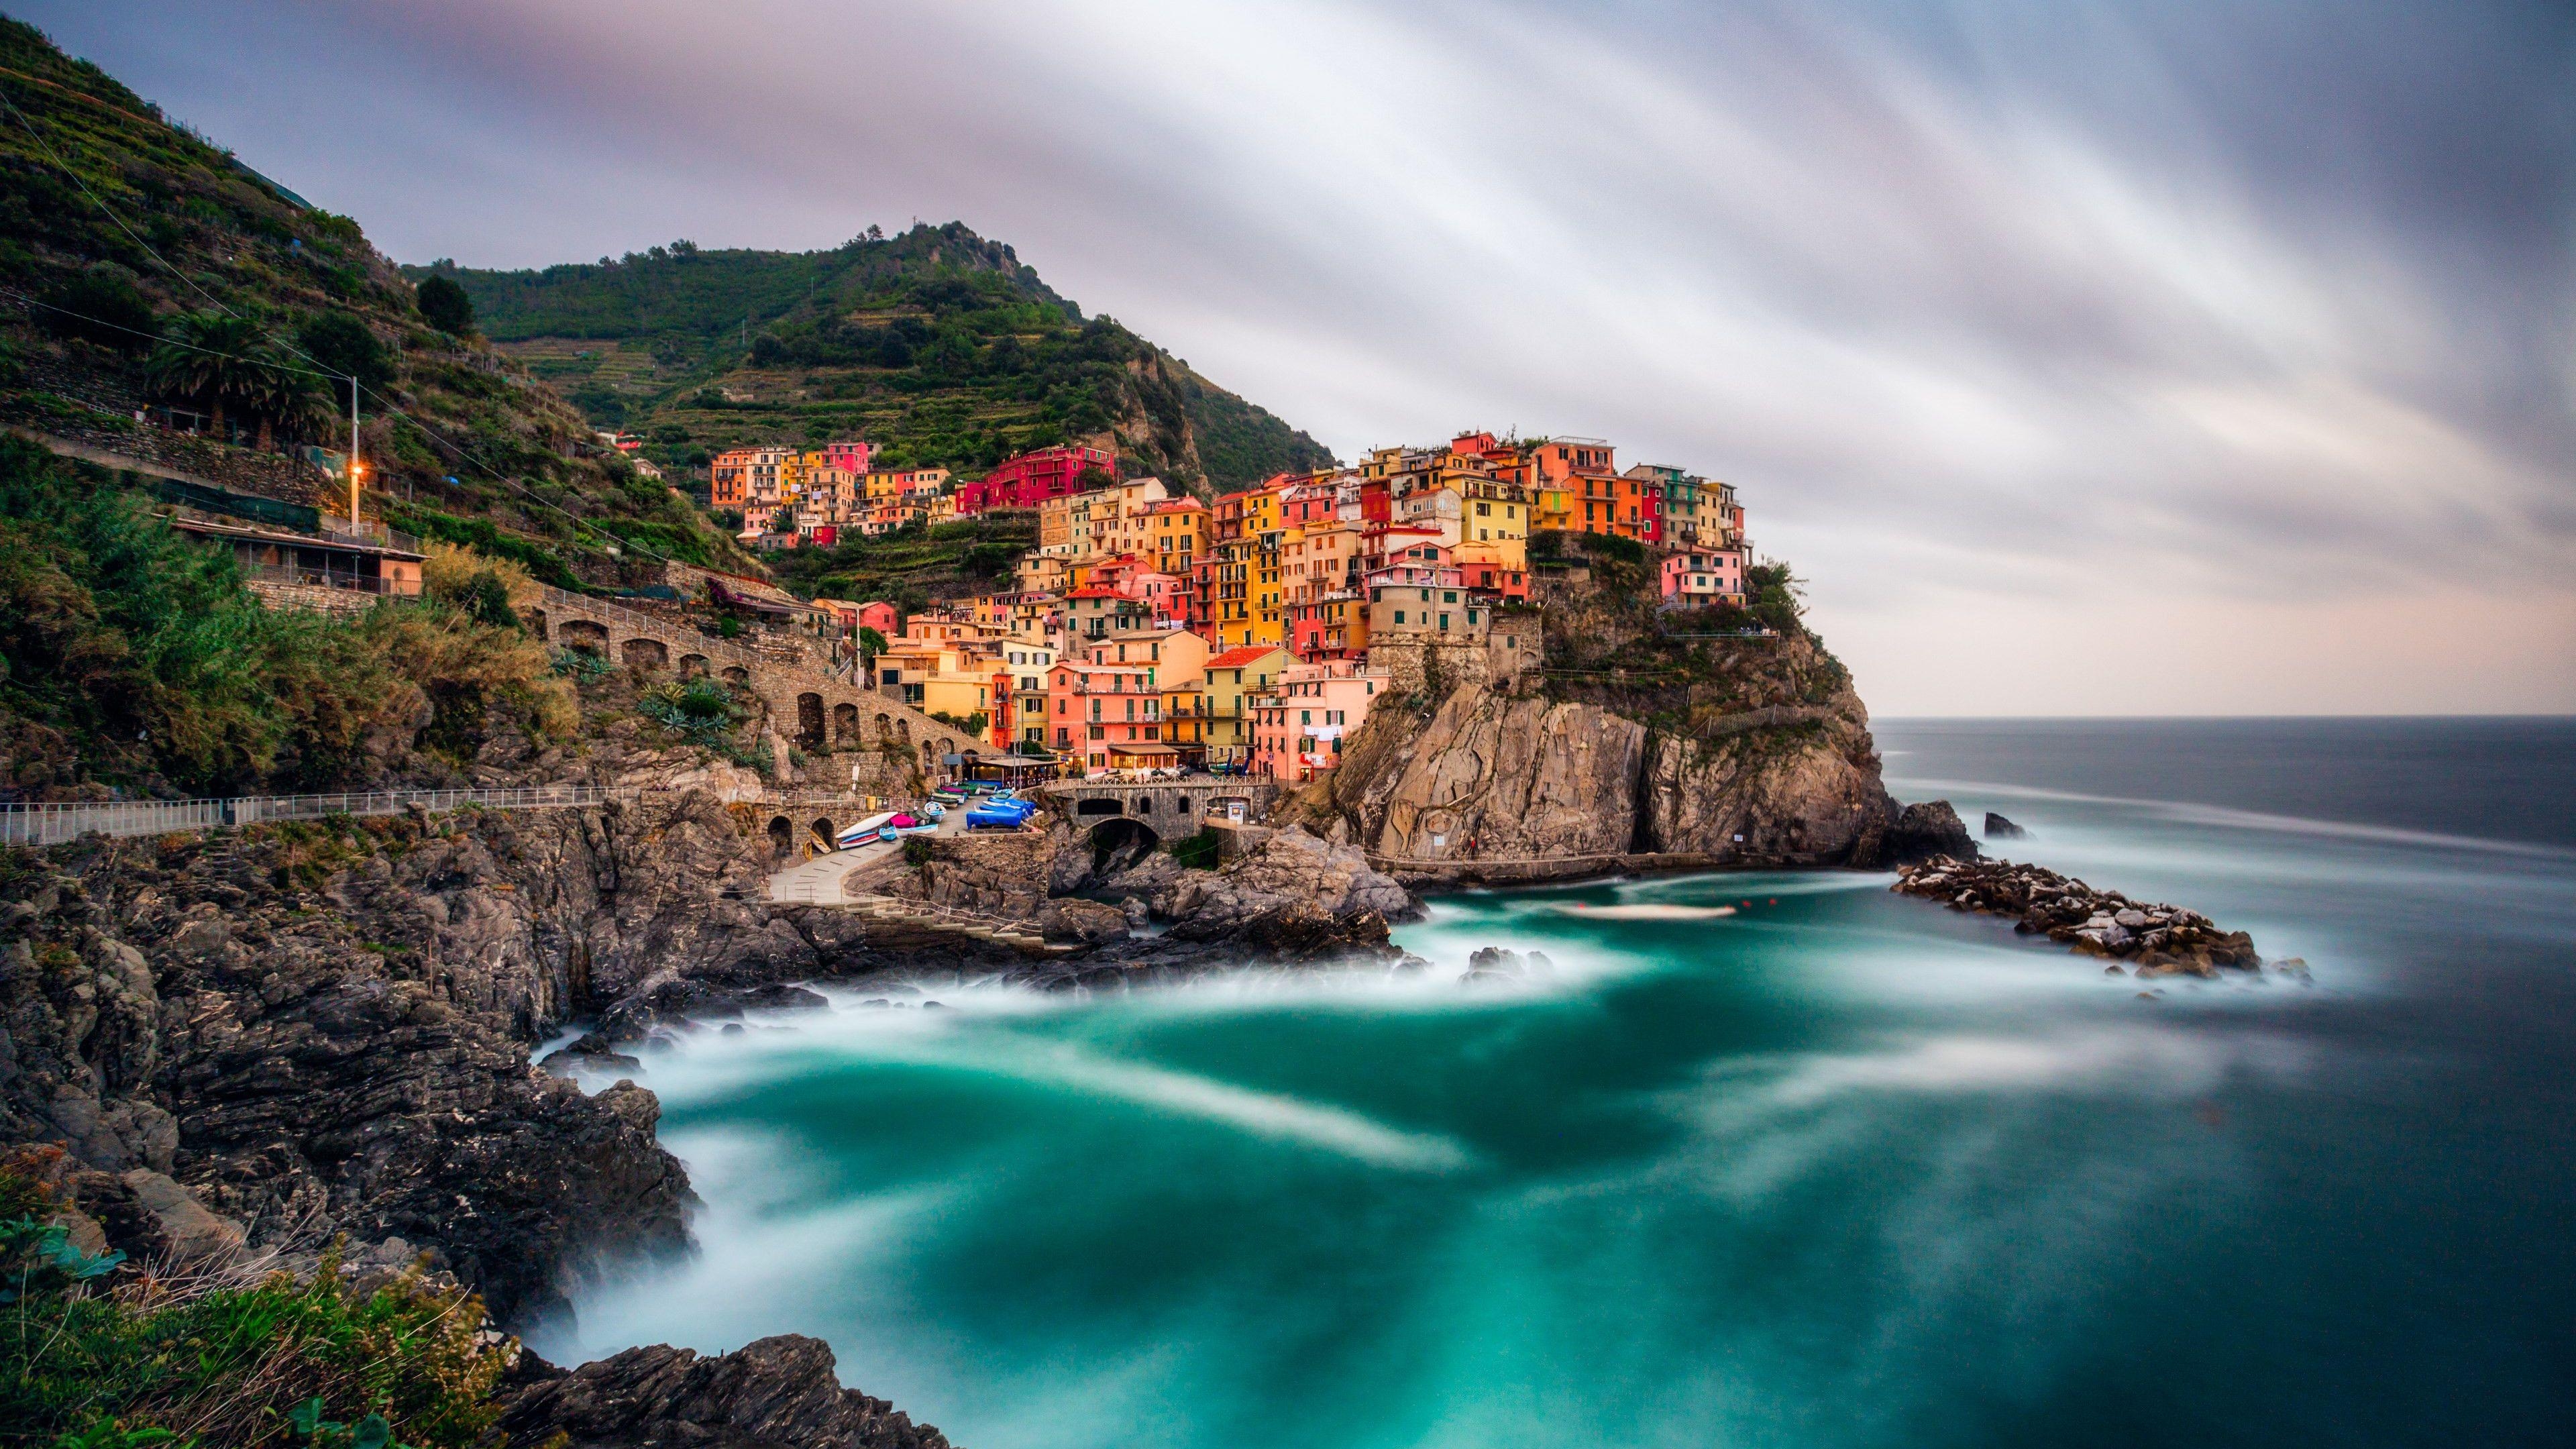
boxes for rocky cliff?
[1295,537,1969,879]
[0,757,818,1326]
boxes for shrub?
[0,1155,509,1448]
[295,313,394,393]
[636,677,741,747]
[1166,828,1221,870]
[38,267,157,354]
[412,275,474,335]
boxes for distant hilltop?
[407,225,1337,494]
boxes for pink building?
[816,439,871,475]
[1660,546,1749,607]
[1046,659,1162,773]
[1252,661,1384,782]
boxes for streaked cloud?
[24,0,2575,712]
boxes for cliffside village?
[706,432,1754,782]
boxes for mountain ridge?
[409,227,1337,495]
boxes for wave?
[1888,774,2575,861]
[1547,903,1737,920]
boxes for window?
[1394,610,1406,624]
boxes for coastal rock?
[1298,625,1907,876]
[0,782,798,1324]
[1036,898,1130,946]
[502,1335,951,1449]
[1892,855,2259,975]
[1886,801,1980,865]
[1984,812,2029,839]
[1157,826,1418,957]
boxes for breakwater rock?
[1893,856,2262,977]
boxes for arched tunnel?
[1087,816,1162,877]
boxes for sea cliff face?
[1304,631,1933,877]
[0,753,817,1326]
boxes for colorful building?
[1659,546,1750,607]
[1200,644,1290,769]
[955,445,1116,514]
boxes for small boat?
[837,811,901,847]
[924,802,947,821]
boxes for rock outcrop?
[1304,661,1925,877]
[0,771,808,1324]
[1152,826,1418,957]
[1886,800,1979,865]
[1892,856,2266,977]
[502,1336,951,1449]
[1984,811,2029,839]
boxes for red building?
[954,445,1118,514]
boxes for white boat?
[837,811,900,847]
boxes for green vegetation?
[413,224,1336,493]
[0,439,571,798]
[1166,828,1222,870]
[765,510,1038,608]
[0,18,749,584]
[0,1152,508,1449]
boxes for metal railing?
[0,785,639,847]
[243,563,423,597]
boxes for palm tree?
[144,313,317,449]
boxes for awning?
[1106,741,1181,759]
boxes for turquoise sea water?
[537,718,2576,1446]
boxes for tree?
[38,266,156,354]
[415,274,475,335]
[143,313,319,449]
[296,312,392,392]
[855,625,889,665]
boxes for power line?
[0,286,346,378]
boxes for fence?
[243,562,423,596]
[0,784,640,847]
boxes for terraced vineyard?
[417,225,1336,498]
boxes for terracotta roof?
[1206,645,1286,668]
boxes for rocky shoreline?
[1891,855,2282,978]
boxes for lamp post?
[347,374,362,531]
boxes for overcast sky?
[28,1,2575,715]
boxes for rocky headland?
[1892,855,2280,978]
[1291,539,1977,881]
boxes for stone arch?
[523,608,548,642]
[557,619,608,657]
[679,653,710,679]
[833,703,861,747]
[795,693,826,749]
[811,817,837,850]
[721,665,751,686]
[1075,797,1126,817]
[873,712,893,745]
[894,716,912,743]
[767,815,794,858]
[621,637,669,673]
[1086,816,1161,875]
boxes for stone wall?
[246,580,379,616]
[1371,628,1534,698]
[9,414,328,505]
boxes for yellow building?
[1145,498,1209,576]
[1200,644,1291,765]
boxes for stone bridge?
[1038,778,1277,850]
[523,585,981,774]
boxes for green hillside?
[0,17,751,585]
[411,228,1338,494]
